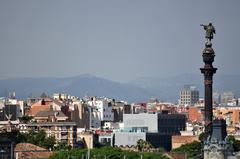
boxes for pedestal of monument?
[203,119,233,159]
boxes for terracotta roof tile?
[14,143,54,159]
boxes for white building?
[227,98,238,106]
[103,122,120,130]
[87,98,114,122]
[0,97,6,109]
[221,91,235,105]
[123,113,158,133]
[3,98,24,120]
[114,114,154,147]
[89,106,101,129]
[114,132,146,147]
[70,99,101,129]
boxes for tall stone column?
[200,43,217,137]
[200,24,233,159]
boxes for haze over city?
[1,1,240,159]
[0,0,240,82]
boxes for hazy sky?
[0,0,240,82]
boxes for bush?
[49,146,169,159]
[16,129,56,150]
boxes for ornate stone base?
[203,119,233,159]
[204,143,231,159]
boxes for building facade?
[115,113,186,150]
[179,85,199,105]
[123,113,158,132]
[20,110,77,147]
[87,98,114,122]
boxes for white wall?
[123,113,158,132]
[88,99,114,121]
[114,132,146,147]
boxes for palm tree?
[137,139,153,152]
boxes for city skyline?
[0,1,240,82]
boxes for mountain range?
[0,74,240,103]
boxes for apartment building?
[21,110,77,147]
[87,97,114,122]
[179,85,199,105]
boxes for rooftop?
[35,110,67,118]
[27,122,76,126]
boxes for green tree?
[36,129,47,147]
[49,146,168,159]
[137,139,145,151]
[198,132,206,143]
[137,139,153,152]
[16,132,28,143]
[43,136,56,150]
[27,129,38,144]
[19,115,33,123]
[54,141,72,151]
[227,135,240,152]
[16,129,56,150]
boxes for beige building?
[77,131,95,149]
[20,110,77,147]
[71,103,90,129]
[214,108,240,126]
[179,85,199,105]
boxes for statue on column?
[201,23,216,43]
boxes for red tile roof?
[14,143,54,159]
[28,98,62,116]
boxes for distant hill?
[129,74,240,102]
[129,74,202,102]
[0,74,240,103]
[0,74,154,103]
